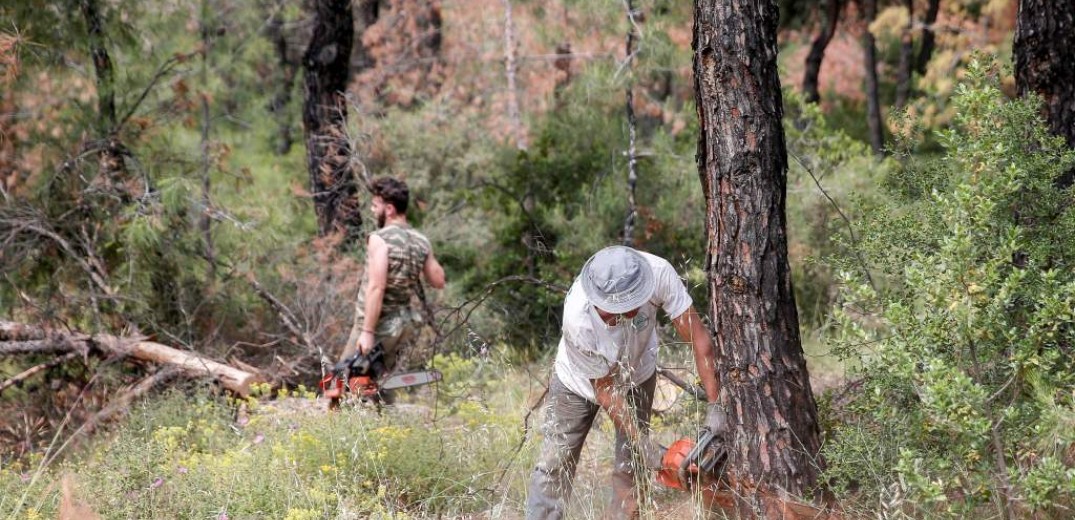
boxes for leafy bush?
[823,60,1075,517]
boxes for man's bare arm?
[671,305,721,403]
[359,235,390,353]
[423,250,445,289]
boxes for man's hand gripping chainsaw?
[656,425,729,490]
[319,344,442,409]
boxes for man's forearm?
[692,333,721,403]
[674,306,721,403]
[592,376,643,443]
[362,286,385,336]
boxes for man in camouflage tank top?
[341,177,445,374]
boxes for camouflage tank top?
[358,224,431,316]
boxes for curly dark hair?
[371,177,409,214]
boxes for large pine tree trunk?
[302,0,361,243]
[802,0,843,104]
[693,0,824,510]
[1015,0,1075,187]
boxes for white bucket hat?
[580,246,656,314]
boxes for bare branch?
[4,219,115,296]
[77,366,183,436]
[789,151,876,291]
[657,367,707,400]
[245,272,326,363]
[0,352,81,395]
[116,53,189,133]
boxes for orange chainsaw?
[657,428,840,519]
[319,344,442,409]
[657,427,729,489]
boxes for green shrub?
[823,59,1075,517]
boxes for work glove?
[638,435,667,471]
[705,402,730,436]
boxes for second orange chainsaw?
[319,344,442,409]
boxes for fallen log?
[0,323,260,396]
[100,335,259,396]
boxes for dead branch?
[5,219,115,296]
[0,352,81,395]
[78,366,182,436]
[657,367,707,400]
[245,272,324,359]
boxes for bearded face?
[372,196,387,228]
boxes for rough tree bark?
[802,0,843,104]
[893,0,914,109]
[859,0,884,156]
[914,0,940,75]
[302,0,361,243]
[693,0,824,512]
[1015,0,1075,185]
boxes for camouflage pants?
[342,307,425,372]
[526,372,657,520]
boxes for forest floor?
[248,341,846,519]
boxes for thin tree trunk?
[860,0,884,156]
[502,0,526,151]
[623,0,640,247]
[302,0,360,243]
[552,42,574,106]
[802,0,843,104]
[693,0,824,511]
[914,0,940,75]
[1015,0,1075,186]
[265,4,299,155]
[894,0,914,109]
[200,0,215,279]
[79,0,115,133]
[78,0,126,182]
[353,0,382,71]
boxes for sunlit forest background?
[2,0,1073,518]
